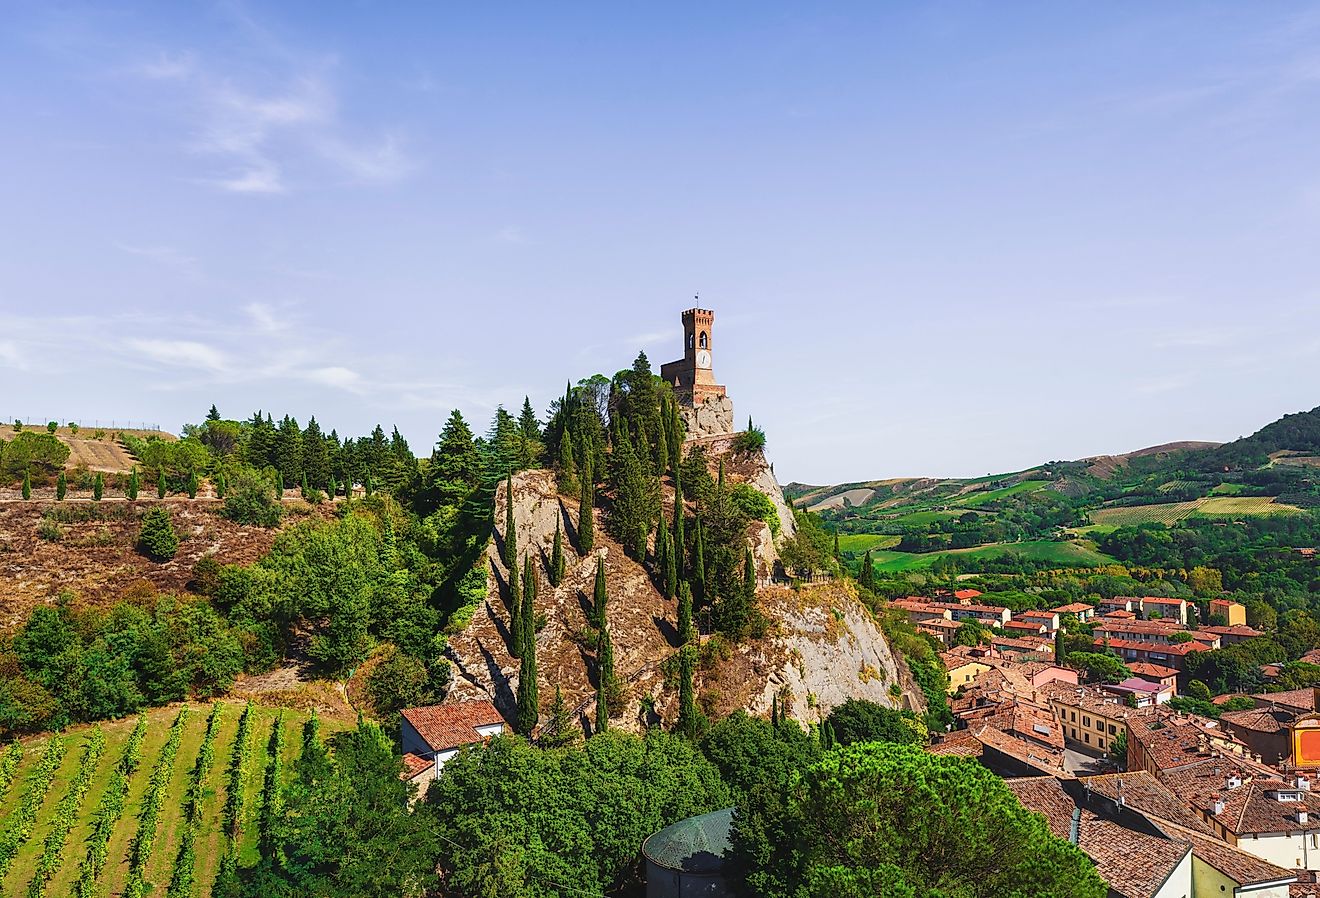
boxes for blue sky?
[3,3,1320,483]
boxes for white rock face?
[683,394,735,437]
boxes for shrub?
[126,468,139,501]
[21,472,30,500]
[46,422,57,434]
[223,468,281,527]
[37,518,63,543]
[68,423,79,435]
[56,472,66,501]
[190,555,221,595]
[731,483,780,536]
[733,417,767,454]
[138,507,179,560]
[93,473,103,501]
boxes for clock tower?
[660,306,732,435]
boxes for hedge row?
[74,714,148,898]
[166,703,224,898]
[122,708,189,898]
[0,742,21,799]
[26,727,107,898]
[257,713,285,857]
[0,734,67,878]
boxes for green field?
[955,480,1051,508]
[838,533,901,554]
[866,539,1114,573]
[888,509,962,526]
[1090,496,1304,526]
[0,703,351,898]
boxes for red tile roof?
[401,700,506,753]
[953,588,983,600]
[400,752,432,781]
[1129,662,1179,679]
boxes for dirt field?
[0,500,330,630]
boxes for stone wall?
[682,393,735,437]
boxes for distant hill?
[1202,405,1320,470]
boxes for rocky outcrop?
[682,394,735,437]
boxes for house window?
[1084,733,1090,744]
[1083,716,1090,727]
[1071,711,1077,722]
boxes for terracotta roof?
[1080,772,1217,835]
[940,652,990,671]
[1043,683,1159,721]
[1019,610,1058,620]
[1104,609,1137,619]
[1051,603,1094,614]
[1005,620,1046,633]
[1251,688,1317,713]
[1157,820,1295,888]
[1128,714,1252,774]
[1006,778,1191,898]
[928,729,983,758]
[1202,624,1264,638]
[918,619,961,631]
[953,588,983,600]
[991,635,1052,652]
[400,752,432,781]
[1159,760,1320,836]
[401,700,506,753]
[1129,663,1179,679]
[1220,707,1292,734]
[1141,597,1188,607]
[1096,637,1211,656]
[974,724,1067,774]
[1300,649,1320,666]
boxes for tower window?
[687,333,694,350]
[699,331,708,349]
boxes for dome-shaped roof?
[641,807,735,874]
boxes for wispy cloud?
[115,243,203,280]
[127,338,229,372]
[123,16,414,194]
[0,341,27,370]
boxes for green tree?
[700,711,821,804]
[22,471,31,500]
[676,645,703,739]
[274,471,283,500]
[550,518,565,587]
[503,472,517,569]
[592,554,608,628]
[1108,729,1129,764]
[215,471,225,500]
[508,553,523,659]
[93,472,103,501]
[824,699,921,746]
[733,743,1106,898]
[56,472,66,501]
[367,648,434,716]
[597,619,617,720]
[1066,651,1132,685]
[663,519,678,600]
[858,550,875,592]
[138,507,179,561]
[222,468,281,527]
[1186,679,1212,702]
[578,455,594,554]
[677,581,694,644]
[595,675,609,734]
[672,471,686,579]
[127,467,139,500]
[692,515,707,606]
[539,683,578,748]
[157,470,167,499]
[515,569,540,737]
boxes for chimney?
[1069,806,1081,845]
[1226,773,1242,790]
[1298,808,1310,826]
[1213,796,1225,815]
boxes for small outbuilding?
[642,807,735,898]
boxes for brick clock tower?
[661,307,734,436]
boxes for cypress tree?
[771,693,779,727]
[635,519,648,564]
[593,554,607,628]
[677,581,694,644]
[657,519,674,599]
[274,472,283,500]
[301,473,309,496]
[692,515,707,606]
[515,605,539,737]
[677,645,699,739]
[668,398,683,472]
[22,471,31,500]
[655,413,670,477]
[578,458,594,555]
[327,474,336,499]
[127,467,139,500]
[509,555,523,658]
[672,471,685,579]
[522,554,536,657]
[93,472,104,501]
[157,469,167,499]
[503,471,517,569]
[550,517,565,587]
[187,470,198,499]
[557,423,578,493]
[833,532,841,563]
[364,472,374,496]
[597,620,616,721]
[594,678,608,734]
[859,550,875,592]
[56,471,66,501]
[541,683,576,748]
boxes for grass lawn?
[868,539,1114,572]
[1209,482,1247,495]
[956,480,1051,507]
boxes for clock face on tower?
[696,350,711,369]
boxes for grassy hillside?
[867,539,1114,573]
[0,703,350,898]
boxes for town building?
[1209,599,1248,626]
[1102,677,1175,707]
[1042,683,1157,755]
[1051,602,1096,622]
[1141,597,1191,625]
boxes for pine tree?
[125,467,137,500]
[56,471,66,501]
[677,581,694,645]
[771,693,780,727]
[301,473,309,497]
[364,472,374,496]
[550,517,565,587]
[187,470,198,499]
[274,472,283,500]
[677,646,700,739]
[593,555,607,628]
[515,606,539,737]
[509,555,523,659]
[655,413,670,477]
[503,472,517,569]
[578,458,594,555]
[859,550,875,592]
[22,471,31,500]
[327,474,336,499]
[556,425,578,493]
[207,404,221,422]
[93,472,104,501]
[157,469,167,499]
